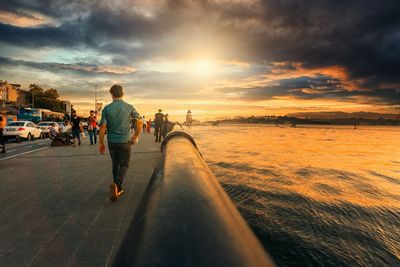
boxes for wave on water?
[190,125,400,266]
[220,181,400,267]
[207,160,400,266]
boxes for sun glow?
[191,59,213,75]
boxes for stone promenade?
[0,133,161,267]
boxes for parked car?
[80,118,88,130]
[3,121,42,142]
[38,122,60,137]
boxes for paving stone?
[0,134,161,266]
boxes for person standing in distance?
[99,84,142,202]
[71,112,82,146]
[154,109,164,142]
[142,116,147,133]
[87,110,97,145]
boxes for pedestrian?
[88,110,97,145]
[71,112,82,146]
[161,114,169,139]
[146,119,151,133]
[142,116,147,133]
[99,84,142,202]
[131,117,137,134]
[59,120,72,143]
[161,114,175,139]
[0,115,5,153]
[154,109,164,142]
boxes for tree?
[26,84,64,112]
[44,88,59,100]
[26,84,44,104]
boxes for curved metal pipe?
[113,130,275,267]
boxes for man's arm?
[99,108,107,154]
[130,106,142,145]
[99,124,107,153]
[131,119,142,144]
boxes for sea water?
[187,125,400,266]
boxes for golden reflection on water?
[188,125,400,208]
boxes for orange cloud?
[271,62,363,91]
[0,11,51,27]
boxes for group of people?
[48,110,98,146]
[131,109,175,143]
[1,84,175,203]
[133,116,151,135]
[154,109,175,143]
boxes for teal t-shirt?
[100,99,140,143]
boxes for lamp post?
[94,84,97,111]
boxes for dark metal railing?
[112,128,275,267]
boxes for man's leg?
[77,129,81,145]
[108,143,120,202]
[115,142,132,192]
[154,124,159,142]
[89,130,93,145]
[108,143,120,184]
[157,125,162,142]
[88,130,93,145]
[72,129,78,146]
[93,128,97,144]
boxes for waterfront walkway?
[0,133,161,266]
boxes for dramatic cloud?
[0,57,136,75]
[0,0,399,117]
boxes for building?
[0,80,18,102]
[17,89,28,108]
[0,80,27,113]
[186,109,193,125]
[62,100,72,117]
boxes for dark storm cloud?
[0,0,90,19]
[0,57,136,75]
[225,0,400,84]
[0,0,399,104]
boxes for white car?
[3,121,43,142]
[38,122,60,137]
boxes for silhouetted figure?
[162,114,175,139]
[154,109,164,142]
[142,116,147,133]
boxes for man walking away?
[154,109,164,142]
[71,112,82,146]
[99,84,142,202]
[88,110,97,145]
[0,115,5,153]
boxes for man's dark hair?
[110,84,124,98]
[90,110,94,113]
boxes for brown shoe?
[109,183,118,202]
[117,189,124,197]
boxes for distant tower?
[186,109,193,125]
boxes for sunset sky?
[0,0,399,120]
